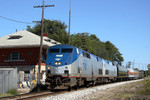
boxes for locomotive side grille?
[64,70,69,74]
[47,70,51,74]
[99,69,102,75]
[105,70,109,75]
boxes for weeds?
[6,88,18,95]
[142,76,150,95]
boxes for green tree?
[27,19,124,65]
[105,41,124,65]
[27,19,68,44]
[147,64,150,75]
[70,33,124,65]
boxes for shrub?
[144,77,150,94]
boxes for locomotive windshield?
[61,48,73,53]
[49,49,59,53]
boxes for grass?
[140,76,150,95]
[111,77,150,100]
[7,88,18,95]
[0,88,18,97]
[0,93,12,97]
[115,93,136,99]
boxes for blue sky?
[0,0,149,70]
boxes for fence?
[0,68,17,94]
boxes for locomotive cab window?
[49,49,59,53]
[61,48,73,53]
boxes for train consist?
[45,44,144,89]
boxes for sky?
[0,0,149,70]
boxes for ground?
[81,80,150,100]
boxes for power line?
[0,16,33,24]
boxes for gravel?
[39,79,143,100]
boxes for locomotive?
[45,44,143,89]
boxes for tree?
[147,64,150,75]
[27,19,68,44]
[105,41,124,65]
[70,33,124,65]
[27,19,124,65]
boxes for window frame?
[49,48,60,53]
[8,52,22,61]
[61,48,73,53]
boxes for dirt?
[81,80,150,100]
[17,88,30,94]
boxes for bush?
[7,88,18,95]
[140,76,150,95]
[144,77,150,94]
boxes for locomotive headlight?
[54,62,58,65]
[54,61,61,65]
[58,62,61,65]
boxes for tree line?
[27,19,124,65]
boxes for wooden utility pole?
[68,0,71,44]
[34,0,54,85]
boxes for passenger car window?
[49,49,59,53]
[61,48,73,53]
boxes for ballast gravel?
[39,79,143,100]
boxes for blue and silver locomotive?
[45,44,119,89]
[45,44,144,89]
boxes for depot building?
[0,30,60,83]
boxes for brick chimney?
[44,33,48,37]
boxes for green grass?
[0,93,12,97]
[6,88,18,95]
[0,89,18,97]
[140,76,150,95]
[0,88,18,97]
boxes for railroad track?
[0,80,141,100]
[0,90,68,100]
[0,87,88,100]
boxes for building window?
[41,53,46,62]
[8,35,22,40]
[8,52,22,60]
[24,70,30,74]
[28,51,33,55]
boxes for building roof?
[0,30,60,48]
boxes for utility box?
[0,68,17,94]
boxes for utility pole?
[68,0,71,44]
[34,0,54,85]
[128,61,131,68]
